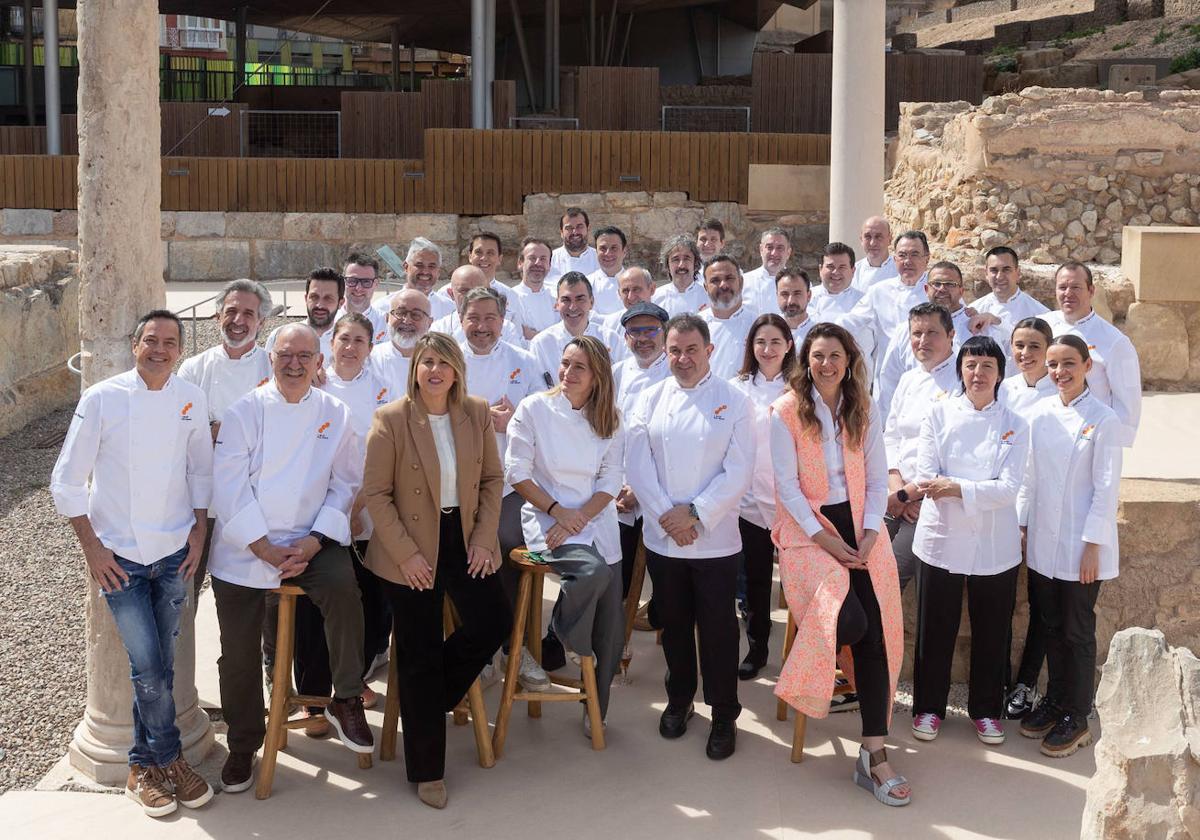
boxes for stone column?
[71,0,212,785]
[828,0,885,246]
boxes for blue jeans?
[102,545,189,767]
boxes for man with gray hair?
[371,287,433,399]
[430,264,525,347]
[404,237,455,320]
[741,228,791,315]
[651,235,708,316]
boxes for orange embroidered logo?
[509,368,521,381]
[181,402,193,417]
[256,377,269,387]
[375,387,388,402]
[376,330,387,341]
[317,421,332,440]
[1080,423,1096,439]
[1000,429,1014,441]
[713,404,728,419]
[1000,429,1015,445]
[1087,345,1097,351]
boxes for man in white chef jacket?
[626,313,754,761]
[549,206,601,280]
[210,323,373,794]
[430,264,525,348]
[852,216,899,292]
[404,237,455,320]
[528,272,625,384]
[651,235,709,317]
[512,237,559,335]
[265,267,344,362]
[51,310,215,815]
[371,287,433,400]
[740,227,792,315]
[600,266,658,334]
[585,225,630,315]
[776,268,815,346]
[698,255,758,381]
[333,252,389,343]
[466,232,530,339]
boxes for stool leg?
[790,711,808,764]
[580,655,606,751]
[465,679,495,769]
[528,574,544,719]
[379,635,399,761]
[492,570,532,759]
[621,542,647,672]
[256,592,295,800]
[777,611,797,722]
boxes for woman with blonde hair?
[505,335,626,735]
[770,322,909,806]
[362,332,511,809]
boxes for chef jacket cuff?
[224,504,270,552]
[312,506,351,547]
[51,485,90,519]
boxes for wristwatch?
[309,530,333,548]
[896,488,910,504]
[687,503,700,522]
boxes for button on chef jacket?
[999,372,1056,417]
[1045,309,1141,447]
[852,255,899,293]
[548,245,600,281]
[652,279,710,317]
[321,363,391,540]
[513,282,560,335]
[368,339,413,405]
[912,394,1030,576]
[730,371,787,529]
[585,268,625,315]
[50,370,213,565]
[334,303,390,345]
[528,317,626,384]
[612,352,671,526]
[884,354,959,482]
[504,390,625,564]
[265,322,333,364]
[210,381,361,589]
[177,343,271,424]
[461,338,540,495]
[625,372,755,558]
[1017,389,1122,581]
[700,304,759,381]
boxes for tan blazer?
[361,394,503,584]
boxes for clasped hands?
[814,528,879,571]
[660,504,699,548]
[252,534,322,580]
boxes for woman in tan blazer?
[362,332,511,810]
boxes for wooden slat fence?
[0,117,79,155]
[575,67,660,130]
[160,102,245,157]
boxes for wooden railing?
[0,128,830,217]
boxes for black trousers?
[294,541,393,711]
[1029,569,1101,718]
[737,517,774,657]
[646,548,742,722]
[1010,565,1047,688]
[914,560,1019,720]
[375,509,512,783]
[823,502,890,738]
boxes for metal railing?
[660,105,751,133]
[508,115,579,130]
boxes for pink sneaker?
[911,712,941,741]
[973,717,1006,745]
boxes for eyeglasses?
[895,251,926,260]
[275,351,316,365]
[390,308,430,321]
[626,326,662,338]
[344,276,377,288]
[928,280,962,290]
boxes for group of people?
[51,206,1139,816]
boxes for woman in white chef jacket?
[504,335,626,733]
[729,313,794,679]
[1016,334,1121,759]
[910,336,1029,747]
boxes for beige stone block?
[281,212,350,241]
[1123,301,1189,381]
[652,192,692,208]
[226,212,284,239]
[168,240,251,281]
[1122,225,1200,302]
[345,214,398,241]
[395,213,459,245]
[251,239,340,279]
[1108,64,1157,94]
[1017,48,1064,73]
[174,211,226,238]
[747,165,830,213]
[2,209,53,236]
[630,207,705,244]
[605,191,650,209]
[52,210,78,237]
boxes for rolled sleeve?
[50,391,102,518]
[503,403,537,487]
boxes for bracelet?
[547,501,559,515]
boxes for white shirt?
[770,389,888,538]
[626,372,755,558]
[613,352,671,526]
[808,283,876,364]
[528,318,625,381]
[601,308,630,334]
[585,269,624,315]
[369,340,413,404]
[513,282,560,334]
[177,344,271,423]
[461,339,540,494]
[1045,309,1141,447]
[265,322,334,363]
[334,303,390,345]
[913,395,1030,576]
[730,371,787,529]
[505,391,625,563]
[210,382,361,589]
[742,265,781,315]
[1000,373,1056,417]
[846,275,928,369]
[51,370,212,566]
[652,279,710,317]
[431,310,524,349]
[852,255,898,292]
[489,280,528,335]
[428,413,460,508]
[789,316,816,347]
[1017,390,1122,581]
[700,305,759,381]
[429,288,457,320]
[884,354,959,481]
[549,245,600,280]
[320,364,392,539]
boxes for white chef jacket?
[790,316,816,347]
[513,282,560,334]
[700,304,759,381]
[1045,309,1141,447]
[585,268,625,315]
[913,394,1030,576]
[321,363,391,540]
[1017,390,1122,581]
[369,340,413,404]
[652,279,710,317]
[972,288,1049,337]
[51,370,213,566]
[529,318,625,382]
[210,382,361,589]
[730,371,787,529]
[770,389,889,538]
[601,307,630,334]
[504,390,625,564]
[428,288,457,320]
[845,275,928,370]
[625,372,755,558]
[178,344,271,423]
[807,284,877,365]
[884,353,959,480]
[431,310,525,349]
[334,303,390,345]
[852,255,898,293]
[613,352,671,526]
[1000,372,1056,417]
[549,245,600,280]
[489,280,528,335]
[741,265,781,316]
[265,322,334,363]
[461,338,540,494]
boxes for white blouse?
[1017,390,1122,582]
[730,371,788,529]
[999,372,1056,418]
[504,391,625,564]
[912,394,1030,575]
[428,413,460,509]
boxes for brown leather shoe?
[220,751,255,794]
[302,709,333,739]
[125,764,176,817]
[325,696,374,754]
[163,757,214,809]
[417,779,448,809]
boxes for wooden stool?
[492,548,606,758]
[379,597,495,769]
[257,585,372,800]
[776,594,854,763]
[620,539,648,674]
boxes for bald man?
[431,264,526,347]
[370,287,433,400]
[852,216,899,292]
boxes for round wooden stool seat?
[506,548,553,573]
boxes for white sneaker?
[512,647,551,691]
[583,708,606,740]
[479,654,500,689]
[368,650,389,678]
